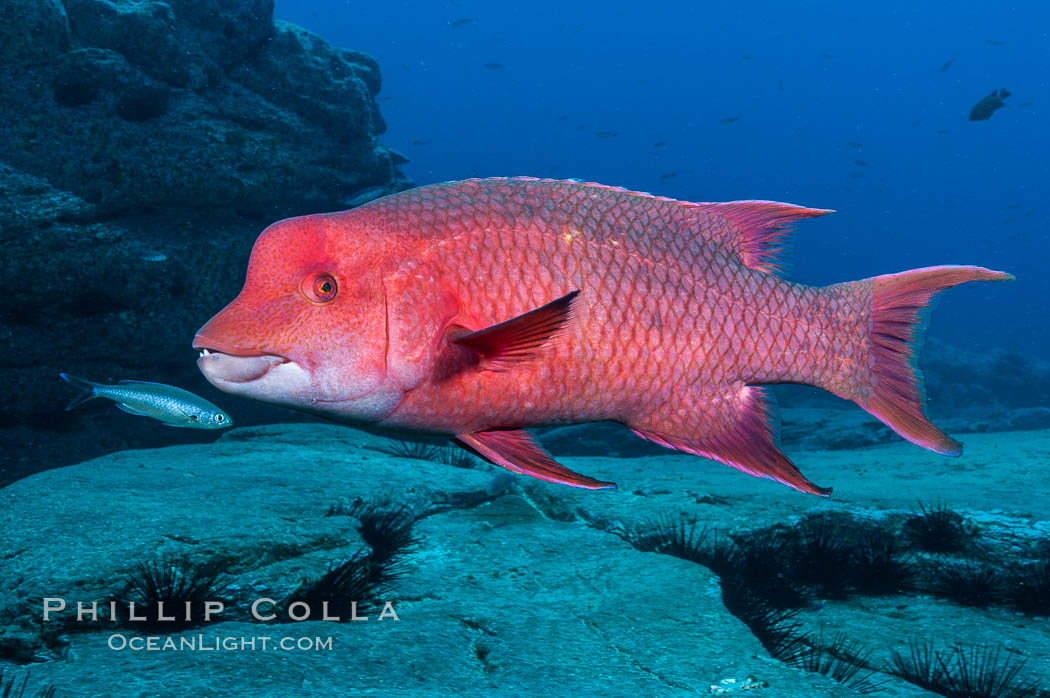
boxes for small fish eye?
[189,414,199,421]
[215,414,225,423]
[303,272,338,303]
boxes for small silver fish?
[346,185,394,208]
[60,373,233,429]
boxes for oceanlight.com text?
[107,634,335,652]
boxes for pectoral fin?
[451,290,579,371]
[455,429,616,490]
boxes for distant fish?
[60,373,232,429]
[853,159,869,167]
[719,116,740,124]
[1018,101,1034,108]
[483,62,506,70]
[659,172,677,180]
[486,471,515,496]
[741,54,753,61]
[346,185,395,208]
[939,57,955,72]
[936,129,952,134]
[449,17,473,28]
[986,39,1006,46]
[652,140,668,148]
[969,88,1010,121]
[823,53,833,60]
[777,79,784,92]
[594,131,618,138]
[411,139,432,146]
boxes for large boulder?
[0,0,71,62]
[1,0,405,217]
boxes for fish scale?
[194,177,1012,495]
[98,383,210,420]
[382,184,818,421]
[369,180,1005,485]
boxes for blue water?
[276,0,1047,353]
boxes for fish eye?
[303,272,338,303]
[215,414,225,423]
[189,414,199,421]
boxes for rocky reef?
[1,0,403,217]
[0,0,410,479]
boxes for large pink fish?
[193,178,1011,495]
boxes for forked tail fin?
[856,265,1012,455]
[60,373,102,411]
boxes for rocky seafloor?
[0,417,1048,697]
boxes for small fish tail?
[833,266,1013,455]
[60,373,102,411]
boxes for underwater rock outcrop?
[0,0,410,473]
[1,0,402,215]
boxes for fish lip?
[193,334,291,384]
[192,334,288,362]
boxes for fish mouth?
[193,335,290,384]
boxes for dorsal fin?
[492,179,832,274]
[695,201,834,274]
[440,179,833,274]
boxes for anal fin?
[115,403,149,417]
[455,429,616,490]
[630,385,831,496]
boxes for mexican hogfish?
[193,178,1011,495]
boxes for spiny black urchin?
[930,560,1003,608]
[903,502,977,554]
[1005,556,1050,617]
[887,640,1037,698]
[327,498,419,563]
[112,555,230,632]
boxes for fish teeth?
[199,349,211,358]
